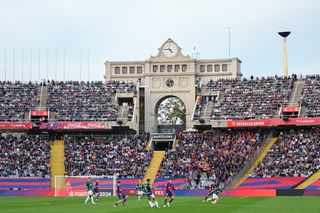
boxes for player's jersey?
[116,185,122,195]
[209,185,222,195]
[93,182,99,193]
[143,183,152,196]
[86,181,93,191]
[136,183,143,191]
[165,182,176,193]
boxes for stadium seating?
[158,129,268,188]
[206,76,294,120]
[64,135,151,177]
[301,75,320,117]
[47,80,136,121]
[250,128,320,178]
[0,81,38,121]
[0,135,50,177]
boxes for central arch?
[154,95,186,132]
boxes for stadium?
[1,1,320,213]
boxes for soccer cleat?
[167,203,170,207]
[114,204,117,207]
[163,205,166,208]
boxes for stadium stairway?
[50,140,66,190]
[295,169,320,189]
[228,136,278,189]
[142,151,165,184]
[289,80,305,105]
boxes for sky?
[0,0,319,81]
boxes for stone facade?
[104,39,242,132]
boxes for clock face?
[166,79,174,88]
[162,42,178,58]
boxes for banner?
[0,122,32,129]
[56,189,113,197]
[227,120,271,127]
[227,117,320,128]
[31,110,49,116]
[152,133,175,141]
[272,117,320,126]
[40,122,105,129]
[282,106,300,113]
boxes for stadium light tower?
[278,31,291,77]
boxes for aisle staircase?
[295,169,320,189]
[228,137,278,189]
[142,151,165,183]
[289,80,305,105]
[50,140,66,190]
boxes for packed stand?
[301,75,320,117]
[158,129,268,188]
[250,128,320,178]
[206,76,295,120]
[64,135,151,177]
[0,81,38,121]
[47,81,136,121]
[0,134,50,177]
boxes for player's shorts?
[145,193,155,199]
[93,188,99,194]
[165,191,173,197]
[118,194,126,200]
[211,193,218,199]
[137,190,144,196]
[88,190,94,196]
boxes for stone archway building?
[104,39,242,133]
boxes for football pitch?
[1,196,320,213]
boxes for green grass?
[0,196,320,213]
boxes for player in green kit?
[136,179,144,201]
[202,183,222,205]
[143,179,160,208]
[84,177,96,204]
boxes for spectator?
[0,134,50,177]
[158,129,267,188]
[0,81,38,121]
[64,134,151,177]
[251,128,320,178]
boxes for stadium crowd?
[206,76,295,120]
[158,129,268,188]
[0,134,50,177]
[250,128,320,178]
[301,75,320,117]
[47,80,136,121]
[64,135,151,177]
[0,81,38,121]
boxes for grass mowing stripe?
[0,196,319,213]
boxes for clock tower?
[104,38,242,133]
[143,38,196,133]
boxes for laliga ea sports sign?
[67,189,113,197]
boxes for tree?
[157,97,186,125]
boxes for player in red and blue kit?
[113,181,128,207]
[93,180,100,202]
[163,178,176,207]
